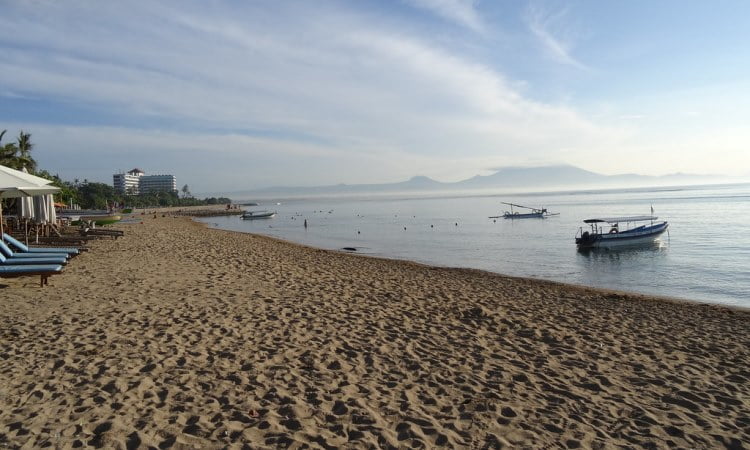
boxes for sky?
[1,0,749,194]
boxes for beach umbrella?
[18,194,34,219]
[0,164,55,187]
[17,168,36,242]
[15,169,35,245]
[0,164,60,236]
[31,194,57,243]
[0,186,59,237]
[47,194,57,224]
[18,195,34,244]
[33,194,50,224]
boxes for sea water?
[198,183,750,308]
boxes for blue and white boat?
[575,215,669,249]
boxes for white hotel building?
[139,174,177,194]
[113,168,177,194]
[113,168,144,194]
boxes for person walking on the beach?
[304,219,308,229]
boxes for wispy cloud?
[524,4,586,69]
[0,0,632,190]
[404,0,484,33]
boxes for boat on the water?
[575,215,668,249]
[80,214,122,222]
[490,202,558,219]
[241,210,276,219]
[59,209,122,221]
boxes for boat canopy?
[583,216,657,224]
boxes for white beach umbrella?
[0,164,55,187]
[0,186,59,237]
[31,194,56,243]
[46,194,57,224]
[18,194,35,245]
[18,168,35,221]
[33,194,50,224]
[18,194,34,219]
[0,164,60,236]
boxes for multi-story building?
[139,174,177,194]
[113,168,177,194]
[113,168,144,194]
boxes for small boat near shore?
[241,210,276,220]
[80,214,122,222]
[59,213,122,224]
[489,202,558,219]
[575,215,669,249]
[59,209,105,221]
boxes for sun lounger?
[0,263,63,287]
[3,233,80,256]
[80,228,124,239]
[0,240,70,260]
[31,236,93,246]
[0,251,68,266]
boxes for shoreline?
[1,208,748,448]
[199,217,747,312]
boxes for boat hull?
[241,211,276,219]
[576,222,668,249]
[79,214,122,222]
[504,212,545,219]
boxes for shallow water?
[199,183,750,307]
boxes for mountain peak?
[402,175,439,186]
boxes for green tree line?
[2,129,231,209]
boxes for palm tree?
[16,131,36,172]
[0,129,38,170]
[0,129,20,169]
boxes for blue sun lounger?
[0,263,63,286]
[3,233,80,257]
[0,240,70,261]
[0,250,67,266]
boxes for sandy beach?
[1,209,748,449]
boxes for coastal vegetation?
[1,129,230,209]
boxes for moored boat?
[241,210,276,219]
[489,202,558,219]
[575,215,668,249]
[79,214,122,222]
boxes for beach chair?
[80,228,124,239]
[0,250,68,266]
[0,263,63,287]
[3,233,80,256]
[0,240,70,261]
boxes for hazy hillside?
[216,165,733,199]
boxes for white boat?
[489,202,558,219]
[575,216,668,249]
[241,210,276,219]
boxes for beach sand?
[1,209,748,448]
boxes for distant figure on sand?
[304,219,308,229]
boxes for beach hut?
[0,164,60,236]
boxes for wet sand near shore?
[1,209,748,448]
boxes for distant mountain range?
[222,165,736,199]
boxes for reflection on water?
[577,241,668,261]
[574,243,673,300]
[576,243,668,280]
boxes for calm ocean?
[198,183,750,308]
